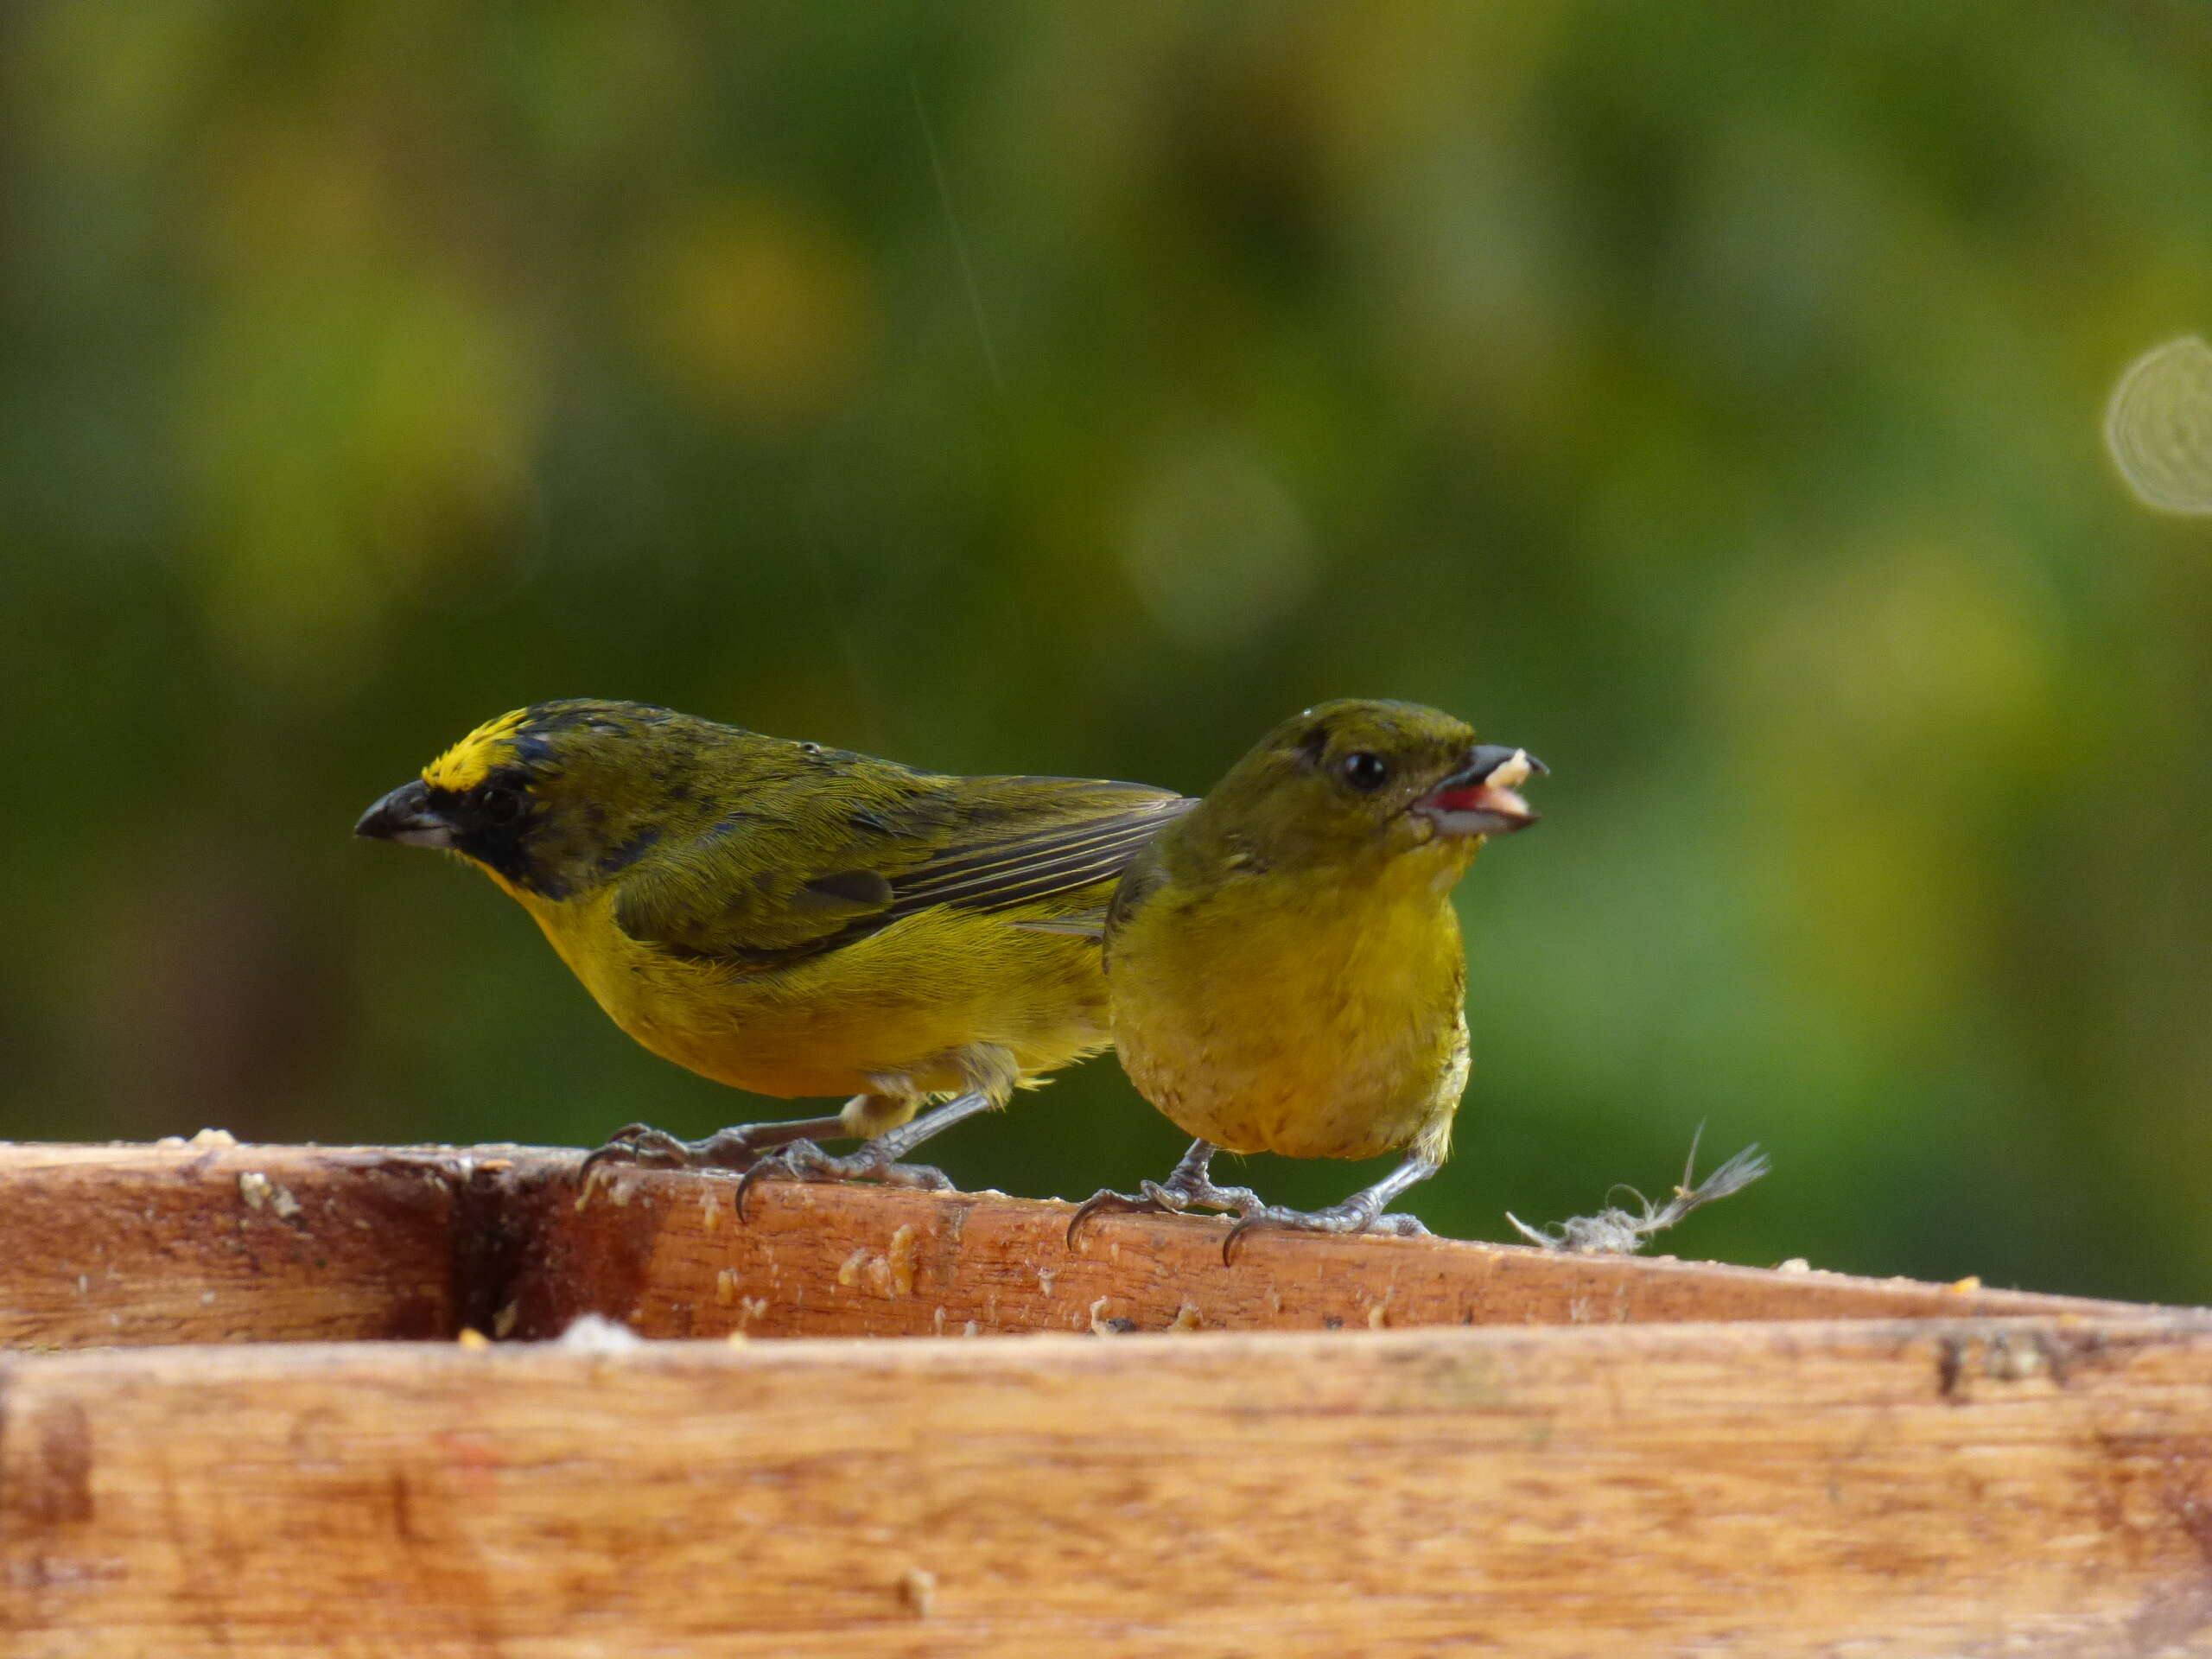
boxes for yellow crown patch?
[423,708,531,793]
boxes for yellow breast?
[1108,845,1472,1162]
[512,887,1113,1101]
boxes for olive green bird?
[355,700,1192,1198]
[1070,699,1541,1255]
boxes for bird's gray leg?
[1065,1139,1266,1248]
[1222,1154,1440,1262]
[732,1090,1001,1217]
[733,1045,1023,1217]
[582,1113,850,1175]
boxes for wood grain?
[538,1154,2152,1340]
[0,1143,472,1348]
[6,1143,2212,1653]
[9,1317,2212,1656]
[0,1143,2153,1351]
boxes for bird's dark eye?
[477,783,524,824]
[1340,752,1389,791]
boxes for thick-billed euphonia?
[1070,698,1541,1255]
[356,700,1190,1196]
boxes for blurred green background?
[4,2,2209,1302]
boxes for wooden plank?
[7,1317,2212,1656]
[0,1143,2158,1350]
[0,1143,470,1348]
[541,1156,2152,1339]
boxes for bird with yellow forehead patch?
[1070,699,1542,1258]
[358,700,1192,1200]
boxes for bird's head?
[1179,699,1543,874]
[353,700,711,900]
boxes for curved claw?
[581,1124,693,1174]
[1065,1188,1167,1249]
[734,1141,957,1223]
[581,1124,653,1173]
[732,1152,789,1224]
[732,1141,841,1222]
[1222,1214,1268,1265]
[582,1122,781,1177]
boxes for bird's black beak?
[354,779,457,849]
[1413,745,1546,837]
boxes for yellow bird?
[355,700,1190,1196]
[1070,699,1541,1254]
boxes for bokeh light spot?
[626,196,875,430]
[1120,430,1317,652]
[2104,334,2212,514]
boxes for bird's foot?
[1223,1199,1429,1264]
[733,1138,953,1220]
[582,1109,858,1178]
[582,1122,769,1175]
[1065,1173,1264,1248]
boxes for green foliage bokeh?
[4,2,2209,1300]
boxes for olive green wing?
[611,774,1191,968]
[876,782,1193,925]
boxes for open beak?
[1414,744,1546,837]
[354,779,456,849]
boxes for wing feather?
[882,798,1193,920]
[612,773,1192,969]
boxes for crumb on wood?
[1037,1267,1057,1298]
[557,1313,643,1351]
[899,1567,938,1618]
[1506,1133,1770,1256]
[716,1268,740,1306]
[237,1172,302,1219]
[190,1128,238,1147]
[1087,1297,1138,1335]
[726,1328,749,1346]
[456,1327,490,1349]
[1776,1257,1811,1273]
[886,1224,918,1297]
[1988,1333,2048,1381]
[1949,1275,1982,1295]
[1168,1303,1203,1332]
[699,1187,721,1230]
[838,1230,918,1300]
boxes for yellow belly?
[1109,850,1471,1163]
[517,888,1111,1100]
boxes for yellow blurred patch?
[175,114,546,695]
[626,194,874,429]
